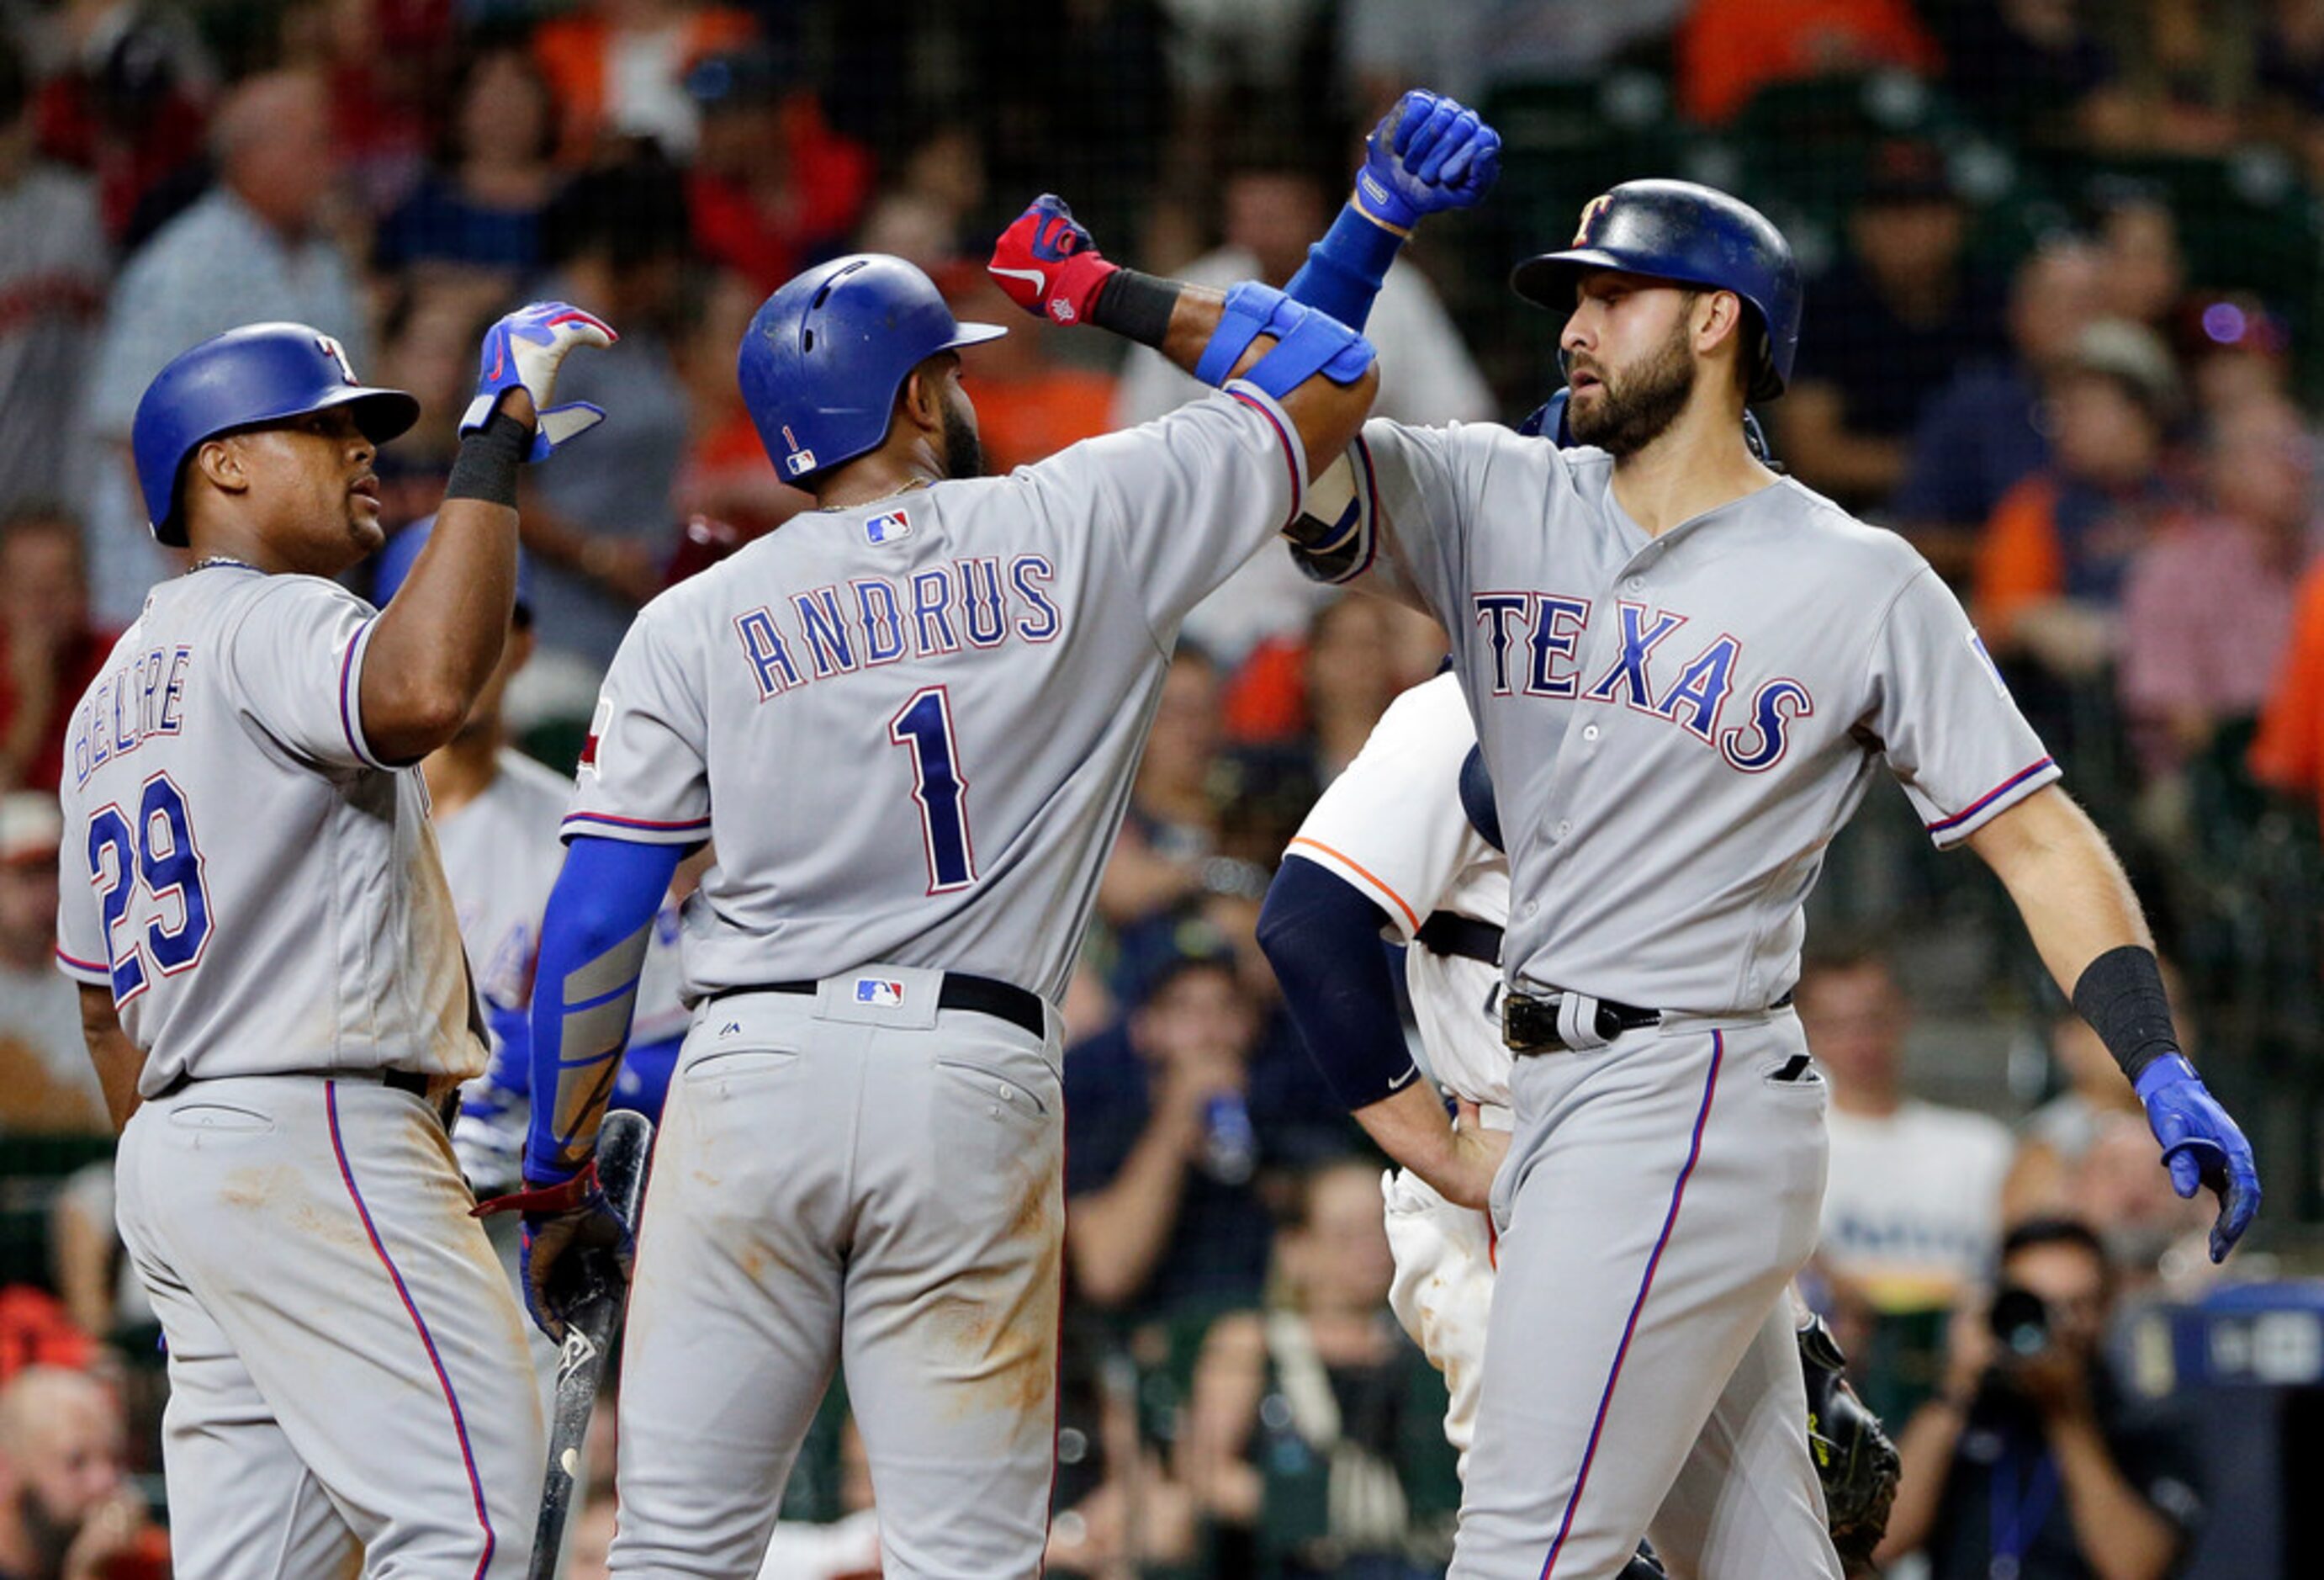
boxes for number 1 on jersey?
[889,686,977,893]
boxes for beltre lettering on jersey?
[1470,590,1812,771]
[733,550,1062,699]
[68,644,194,788]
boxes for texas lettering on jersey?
[733,550,1063,700]
[1471,591,1813,772]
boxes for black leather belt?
[706,972,1047,1040]
[1416,910,1503,967]
[1504,987,1795,1055]
[1503,990,1662,1053]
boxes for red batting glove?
[988,194,1119,326]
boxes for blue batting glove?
[2136,1053,2261,1262]
[1355,90,1502,231]
[462,300,619,463]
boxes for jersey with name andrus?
[54,568,483,1093]
[1355,421,2057,1014]
[568,384,1309,1008]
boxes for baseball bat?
[529,1109,654,1579]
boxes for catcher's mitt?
[1799,1314,1900,1576]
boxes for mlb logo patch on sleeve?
[866,509,912,546]
[855,978,907,1007]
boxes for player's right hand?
[461,300,619,463]
[1355,90,1501,231]
[472,1163,636,1341]
[988,194,1119,326]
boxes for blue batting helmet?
[132,323,420,547]
[737,254,1005,485]
[1510,180,1802,401]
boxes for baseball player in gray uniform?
[1263,147,2260,1577]
[54,304,611,1577]
[482,167,1416,1572]
[1264,671,1899,1576]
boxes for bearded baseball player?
[1267,119,2260,1577]
[52,303,611,1576]
[481,133,1440,1563]
[1262,670,1899,1577]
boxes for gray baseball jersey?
[55,565,484,1090]
[569,382,1310,1007]
[436,747,571,1019]
[1331,421,2057,1014]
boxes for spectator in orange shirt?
[1676,0,1940,125]
[533,0,757,161]
[945,268,1117,474]
[1976,321,2183,685]
[2250,550,2324,833]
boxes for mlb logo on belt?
[866,509,912,545]
[855,978,906,1007]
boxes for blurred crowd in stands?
[3,0,2324,1574]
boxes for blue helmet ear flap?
[1517,388,1574,445]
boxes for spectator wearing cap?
[0,36,107,520]
[2118,395,2316,790]
[373,37,559,286]
[1780,141,2008,513]
[682,47,874,294]
[516,151,695,675]
[0,1366,161,1580]
[532,0,758,162]
[1975,320,2184,687]
[1063,922,1280,1321]
[79,68,368,625]
[0,791,104,1132]
[0,505,112,795]
[1888,239,2104,579]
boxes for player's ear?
[189,436,251,501]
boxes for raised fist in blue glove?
[2136,1053,2260,1262]
[1355,90,1502,232]
[462,300,618,462]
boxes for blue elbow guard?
[1284,203,1406,331]
[1194,282,1377,398]
[1257,855,1418,1111]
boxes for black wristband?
[1091,268,1182,349]
[2071,945,2180,1083]
[443,411,532,507]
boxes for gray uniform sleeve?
[1019,380,1307,644]
[1865,566,2062,847]
[225,578,392,771]
[563,599,712,846]
[1294,417,1521,627]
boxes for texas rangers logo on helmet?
[1573,194,1613,246]
[315,333,361,386]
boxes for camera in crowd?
[1988,1284,2054,1361]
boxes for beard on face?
[941,399,984,481]
[1565,314,1697,459]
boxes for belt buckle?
[1502,990,1566,1054]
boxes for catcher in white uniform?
[1261,669,1899,1575]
